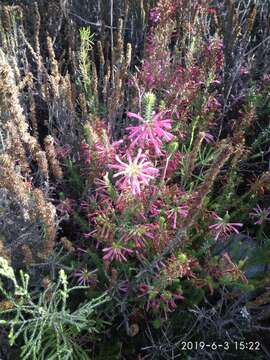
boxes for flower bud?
[168,141,179,153]
[177,253,187,263]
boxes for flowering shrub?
[0,0,270,359]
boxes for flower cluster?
[138,282,184,315]
[110,149,159,195]
[127,111,174,155]
[249,205,270,225]
[209,212,243,241]
[74,1,266,325]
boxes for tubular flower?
[126,111,174,155]
[74,268,98,286]
[209,213,243,241]
[249,204,270,225]
[102,243,133,262]
[56,198,76,216]
[166,205,189,229]
[110,148,159,195]
[120,224,156,249]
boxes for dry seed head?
[21,244,33,265]
[19,28,39,63]
[0,154,31,208]
[0,237,11,264]
[32,188,56,258]
[60,237,75,252]
[125,43,132,69]
[0,57,32,147]
[63,74,75,114]
[47,36,60,80]
[35,151,49,177]
[18,73,32,91]
[27,136,49,177]
[103,64,111,101]
[44,135,63,179]
[116,18,124,60]
[185,131,205,178]
[91,61,98,96]
[33,2,41,56]
[0,6,21,32]
[97,41,105,66]
[28,83,38,136]
[79,93,88,116]
[84,122,99,145]
[248,6,256,32]
[11,57,21,83]
[5,123,30,172]
[47,36,60,97]
[181,143,234,231]
[0,300,14,310]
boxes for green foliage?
[79,27,98,114]
[143,92,156,123]
[64,159,84,195]
[95,341,122,360]
[0,257,110,360]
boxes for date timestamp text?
[181,341,261,351]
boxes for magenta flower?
[165,152,183,178]
[209,213,243,241]
[160,290,184,313]
[121,224,156,249]
[55,144,72,158]
[250,205,270,225]
[74,268,98,286]
[202,132,215,144]
[110,149,159,195]
[149,8,161,24]
[240,66,249,75]
[95,139,123,162]
[102,243,133,262]
[126,111,174,155]
[138,283,149,295]
[80,142,92,164]
[138,283,184,314]
[166,205,189,229]
[204,96,221,113]
[57,198,76,216]
[118,280,129,293]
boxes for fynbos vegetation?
[0,1,270,359]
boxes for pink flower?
[120,224,156,249]
[95,139,123,162]
[138,283,184,314]
[56,144,72,158]
[149,8,161,24]
[250,205,270,225]
[209,213,243,241]
[94,174,110,193]
[165,152,183,178]
[166,205,189,229]
[138,283,149,295]
[74,268,98,286]
[126,111,174,155]
[80,142,92,164]
[57,198,76,216]
[160,290,184,312]
[204,96,221,113]
[202,132,215,144]
[102,243,133,262]
[240,66,249,75]
[208,7,217,14]
[118,280,129,293]
[110,149,159,195]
